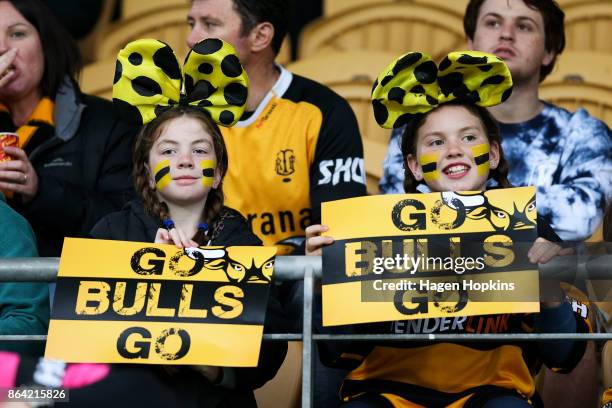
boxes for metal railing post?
[301,265,314,408]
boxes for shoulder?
[213,207,262,246]
[546,103,610,135]
[283,73,354,116]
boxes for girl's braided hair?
[400,102,512,193]
[132,106,228,244]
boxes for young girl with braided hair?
[307,51,588,407]
[0,38,287,407]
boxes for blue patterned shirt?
[379,103,612,241]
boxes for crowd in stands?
[0,0,610,407]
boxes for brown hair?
[132,106,228,244]
[400,102,512,193]
[463,0,565,82]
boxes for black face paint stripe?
[475,153,490,166]
[155,166,170,183]
[422,162,437,173]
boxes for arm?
[537,112,612,241]
[380,127,406,194]
[0,200,49,355]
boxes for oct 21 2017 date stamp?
[1,387,69,404]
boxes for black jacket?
[90,200,289,408]
[9,79,137,256]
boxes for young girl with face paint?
[0,39,288,408]
[306,51,589,408]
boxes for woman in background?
[0,0,136,257]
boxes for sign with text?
[322,187,540,326]
[45,238,276,365]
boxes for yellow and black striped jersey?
[221,66,367,255]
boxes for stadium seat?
[324,0,469,19]
[76,0,117,64]
[299,1,465,62]
[564,2,612,54]
[541,51,612,127]
[80,58,115,100]
[288,51,400,193]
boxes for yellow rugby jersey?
[222,67,366,254]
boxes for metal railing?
[1,255,611,408]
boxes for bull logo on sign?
[440,191,537,231]
[185,248,275,283]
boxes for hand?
[0,48,17,88]
[305,224,334,256]
[154,227,198,248]
[0,146,38,202]
[527,237,564,264]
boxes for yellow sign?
[322,187,540,326]
[45,238,277,365]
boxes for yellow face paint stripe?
[419,152,439,182]
[471,143,490,176]
[200,159,216,187]
[153,159,172,191]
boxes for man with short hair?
[187,0,366,256]
[380,0,612,243]
[187,1,366,405]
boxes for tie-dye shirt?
[379,103,612,241]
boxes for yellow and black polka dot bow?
[371,51,513,129]
[112,38,249,127]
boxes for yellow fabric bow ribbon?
[371,51,513,129]
[113,38,249,127]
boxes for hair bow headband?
[371,51,513,129]
[112,38,249,127]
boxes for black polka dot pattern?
[392,52,422,75]
[478,64,493,72]
[113,98,145,125]
[501,87,513,102]
[193,38,223,55]
[198,62,213,74]
[128,52,143,66]
[380,75,394,87]
[220,54,242,78]
[414,61,437,84]
[410,85,425,94]
[153,45,182,80]
[132,76,162,97]
[481,75,504,86]
[438,57,452,72]
[372,99,388,126]
[224,82,248,106]
[438,72,463,97]
[190,80,217,101]
[114,60,122,84]
[457,54,488,65]
[388,87,406,104]
[219,110,235,126]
